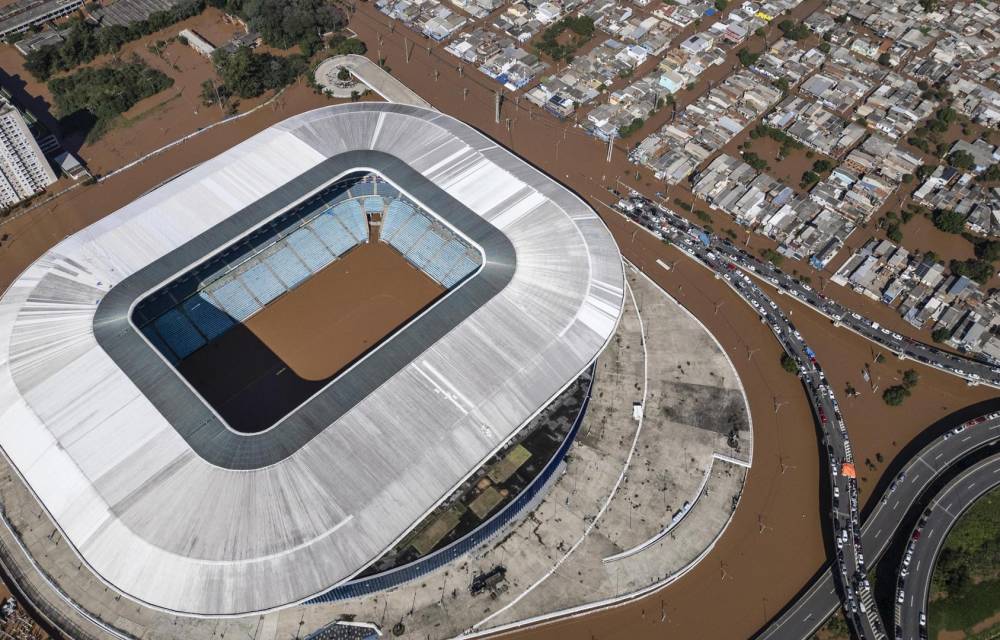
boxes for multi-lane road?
[623,197,883,639]
[609,193,1000,639]
[614,194,1000,391]
[894,453,1000,640]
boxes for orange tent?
[841,462,856,479]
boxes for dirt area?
[0,0,987,636]
[246,240,443,380]
[336,4,997,638]
[0,7,270,175]
[179,241,441,432]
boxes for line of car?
[614,192,1000,390]
[614,196,888,640]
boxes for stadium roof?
[0,103,624,616]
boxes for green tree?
[777,19,810,40]
[212,47,307,99]
[737,48,760,67]
[932,208,967,234]
[216,0,346,50]
[948,149,976,171]
[882,385,911,406]
[49,57,173,140]
[932,326,953,343]
[902,368,919,388]
[714,0,727,10]
[780,353,798,374]
[950,258,994,284]
[326,35,367,56]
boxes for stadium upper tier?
[0,103,624,616]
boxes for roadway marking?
[656,258,672,271]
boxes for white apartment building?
[0,98,57,208]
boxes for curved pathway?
[895,453,1000,640]
[314,55,432,107]
[756,413,1000,639]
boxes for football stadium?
[0,102,624,617]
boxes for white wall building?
[0,97,56,207]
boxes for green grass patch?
[930,577,1000,638]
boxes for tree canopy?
[212,47,306,98]
[49,57,173,140]
[208,0,346,52]
[25,1,205,80]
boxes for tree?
[800,170,819,187]
[780,353,798,374]
[49,57,173,140]
[212,47,307,99]
[950,258,993,285]
[737,48,760,67]
[877,52,892,66]
[902,368,919,388]
[760,247,783,266]
[714,0,727,9]
[618,117,644,138]
[932,208,966,234]
[777,20,810,40]
[948,149,976,171]
[24,1,205,80]
[887,223,903,243]
[882,384,911,406]
[337,66,350,81]
[932,327,953,343]
[219,0,346,50]
[326,35,367,56]
[974,239,1000,262]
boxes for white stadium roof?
[0,103,624,616]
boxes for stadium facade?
[0,103,625,616]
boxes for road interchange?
[893,452,1000,640]
[609,192,1000,640]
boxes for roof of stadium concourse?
[0,102,624,617]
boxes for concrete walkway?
[315,55,433,108]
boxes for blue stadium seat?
[333,201,369,243]
[140,325,179,365]
[381,200,414,241]
[153,309,206,359]
[362,197,385,214]
[181,293,234,340]
[389,213,432,255]
[135,290,176,323]
[376,182,399,199]
[309,214,357,256]
[407,229,446,270]
[286,228,335,273]
[350,181,375,197]
[265,246,311,288]
[441,254,480,288]
[240,263,286,305]
[207,279,261,322]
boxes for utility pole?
[607,130,615,163]
[463,87,469,102]
[404,37,411,63]
[495,90,501,124]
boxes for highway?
[754,413,1000,640]
[613,193,1000,391]
[894,453,1000,640]
[613,197,884,639]
[608,193,1000,640]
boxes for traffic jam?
[612,193,886,639]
